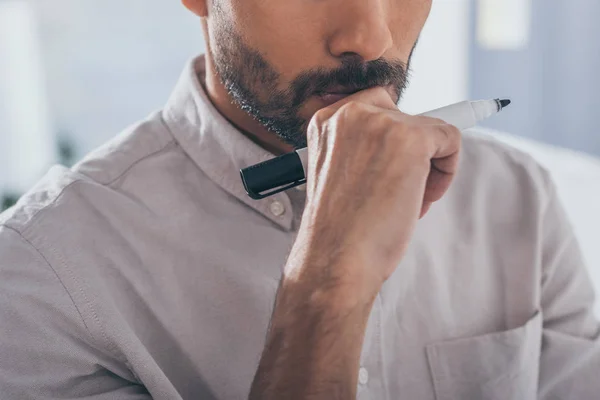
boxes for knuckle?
[439,124,462,145]
[337,100,363,117]
[366,110,395,130]
[335,101,369,135]
[379,124,419,158]
[367,85,391,99]
[401,127,431,156]
[428,117,447,126]
[366,113,402,148]
[445,123,461,137]
[308,109,334,143]
[312,107,334,127]
[306,122,320,143]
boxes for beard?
[210,22,412,149]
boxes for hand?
[285,86,461,301]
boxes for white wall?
[32,0,202,156]
[20,0,471,166]
[400,1,600,316]
[0,0,55,193]
[491,130,600,317]
[400,0,471,114]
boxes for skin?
[182,0,430,153]
[181,1,463,399]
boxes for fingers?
[420,124,461,207]
[324,86,399,113]
[427,123,462,160]
[423,160,456,202]
[348,86,399,110]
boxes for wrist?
[281,255,379,314]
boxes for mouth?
[316,92,355,106]
[318,86,362,96]
[315,85,393,107]
[315,86,364,106]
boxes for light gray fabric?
[1,56,598,400]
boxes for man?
[0,0,598,398]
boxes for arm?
[538,179,600,399]
[0,226,150,399]
[248,260,376,400]
[248,87,462,400]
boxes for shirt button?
[269,201,285,217]
[358,367,369,385]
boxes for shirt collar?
[162,55,294,231]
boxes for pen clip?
[243,178,307,200]
[240,151,306,200]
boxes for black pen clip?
[242,178,307,200]
[240,151,306,200]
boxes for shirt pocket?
[426,311,542,400]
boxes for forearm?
[249,276,376,400]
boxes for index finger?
[320,86,399,115]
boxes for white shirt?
[0,55,599,399]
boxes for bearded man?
[0,1,598,399]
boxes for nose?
[327,0,393,62]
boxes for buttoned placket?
[162,56,295,232]
[357,293,385,399]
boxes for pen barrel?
[241,99,505,200]
[418,100,477,130]
[294,101,485,179]
[419,99,499,130]
[240,152,306,199]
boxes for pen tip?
[499,99,511,109]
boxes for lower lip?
[318,93,352,106]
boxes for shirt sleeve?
[538,178,600,399]
[0,225,151,399]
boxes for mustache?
[289,57,410,107]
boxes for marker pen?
[240,98,511,200]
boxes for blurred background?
[2,0,600,198]
[1,0,600,311]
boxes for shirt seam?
[13,180,129,365]
[105,136,176,188]
[0,224,112,358]
[38,226,128,364]
[160,111,295,231]
[8,179,82,237]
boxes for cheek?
[216,0,432,90]
[389,0,433,57]
[226,1,328,87]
